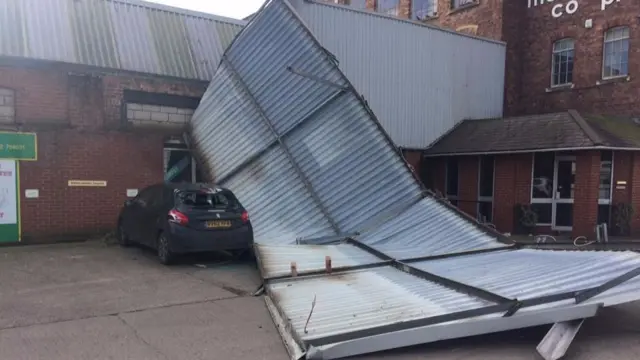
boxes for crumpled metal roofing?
[356,197,506,259]
[189,1,640,359]
[413,249,640,306]
[0,0,244,80]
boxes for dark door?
[122,187,151,243]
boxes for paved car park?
[1,241,640,360]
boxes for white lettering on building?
[529,0,620,17]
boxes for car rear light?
[168,209,189,225]
[241,211,250,223]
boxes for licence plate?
[206,220,232,229]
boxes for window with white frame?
[347,0,367,9]
[477,155,494,223]
[603,26,630,79]
[445,157,459,206]
[412,0,437,19]
[598,151,613,225]
[530,152,554,225]
[451,0,477,10]
[551,38,575,86]
[0,88,15,124]
[376,0,399,15]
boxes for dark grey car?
[117,183,254,265]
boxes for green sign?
[0,132,37,161]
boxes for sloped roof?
[0,0,245,80]
[424,110,640,156]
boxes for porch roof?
[424,110,640,157]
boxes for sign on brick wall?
[0,132,37,161]
[528,0,620,18]
[0,160,19,243]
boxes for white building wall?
[290,0,506,149]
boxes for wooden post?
[325,256,332,274]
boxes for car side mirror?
[125,199,133,207]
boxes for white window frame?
[602,26,630,80]
[451,0,477,10]
[598,152,614,206]
[376,0,400,15]
[412,0,438,19]
[550,38,575,87]
[530,153,553,226]
[477,156,495,223]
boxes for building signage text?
[528,0,621,18]
[0,132,37,161]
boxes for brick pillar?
[493,154,531,233]
[612,151,632,206]
[398,0,411,18]
[458,156,479,218]
[630,152,640,235]
[366,0,375,10]
[402,150,422,175]
[573,151,601,238]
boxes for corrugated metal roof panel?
[267,266,493,341]
[0,0,245,80]
[289,0,505,149]
[285,92,423,232]
[221,145,336,245]
[190,0,422,245]
[255,243,382,278]
[356,197,505,259]
[413,249,640,305]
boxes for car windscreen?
[176,190,238,210]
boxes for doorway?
[552,156,575,231]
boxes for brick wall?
[126,103,195,127]
[518,0,640,116]
[0,62,206,242]
[573,151,600,238]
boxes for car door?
[123,186,156,244]
[136,185,165,247]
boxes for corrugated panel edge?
[111,0,248,25]
[300,0,506,46]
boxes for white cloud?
[147,0,264,19]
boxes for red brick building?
[332,0,640,238]
[0,0,244,243]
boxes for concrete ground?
[0,242,639,360]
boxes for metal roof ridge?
[568,109,606,146]
[108,0,248,25]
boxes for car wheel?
[117,222,131,247]
[157,233,174,265]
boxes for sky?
[148,0,265,19]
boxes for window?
[177,190,238,210]
[347,0,367,9]
[412,0,437,19]
[531,152,555,224]
[451,0,477,9]
[0,88,15,124]
[603,26,630,79]
[477,156,494,223]
[164,141,204,184]
[598,151,613,225]
[377,0,399,15]
[551,38,575,86]
[445,157,459,206]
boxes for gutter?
[423,145,640,157]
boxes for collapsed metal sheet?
[190,0,423,245]
[190,1,640,359]
[355,197,508,259]
[413,249,640,306]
